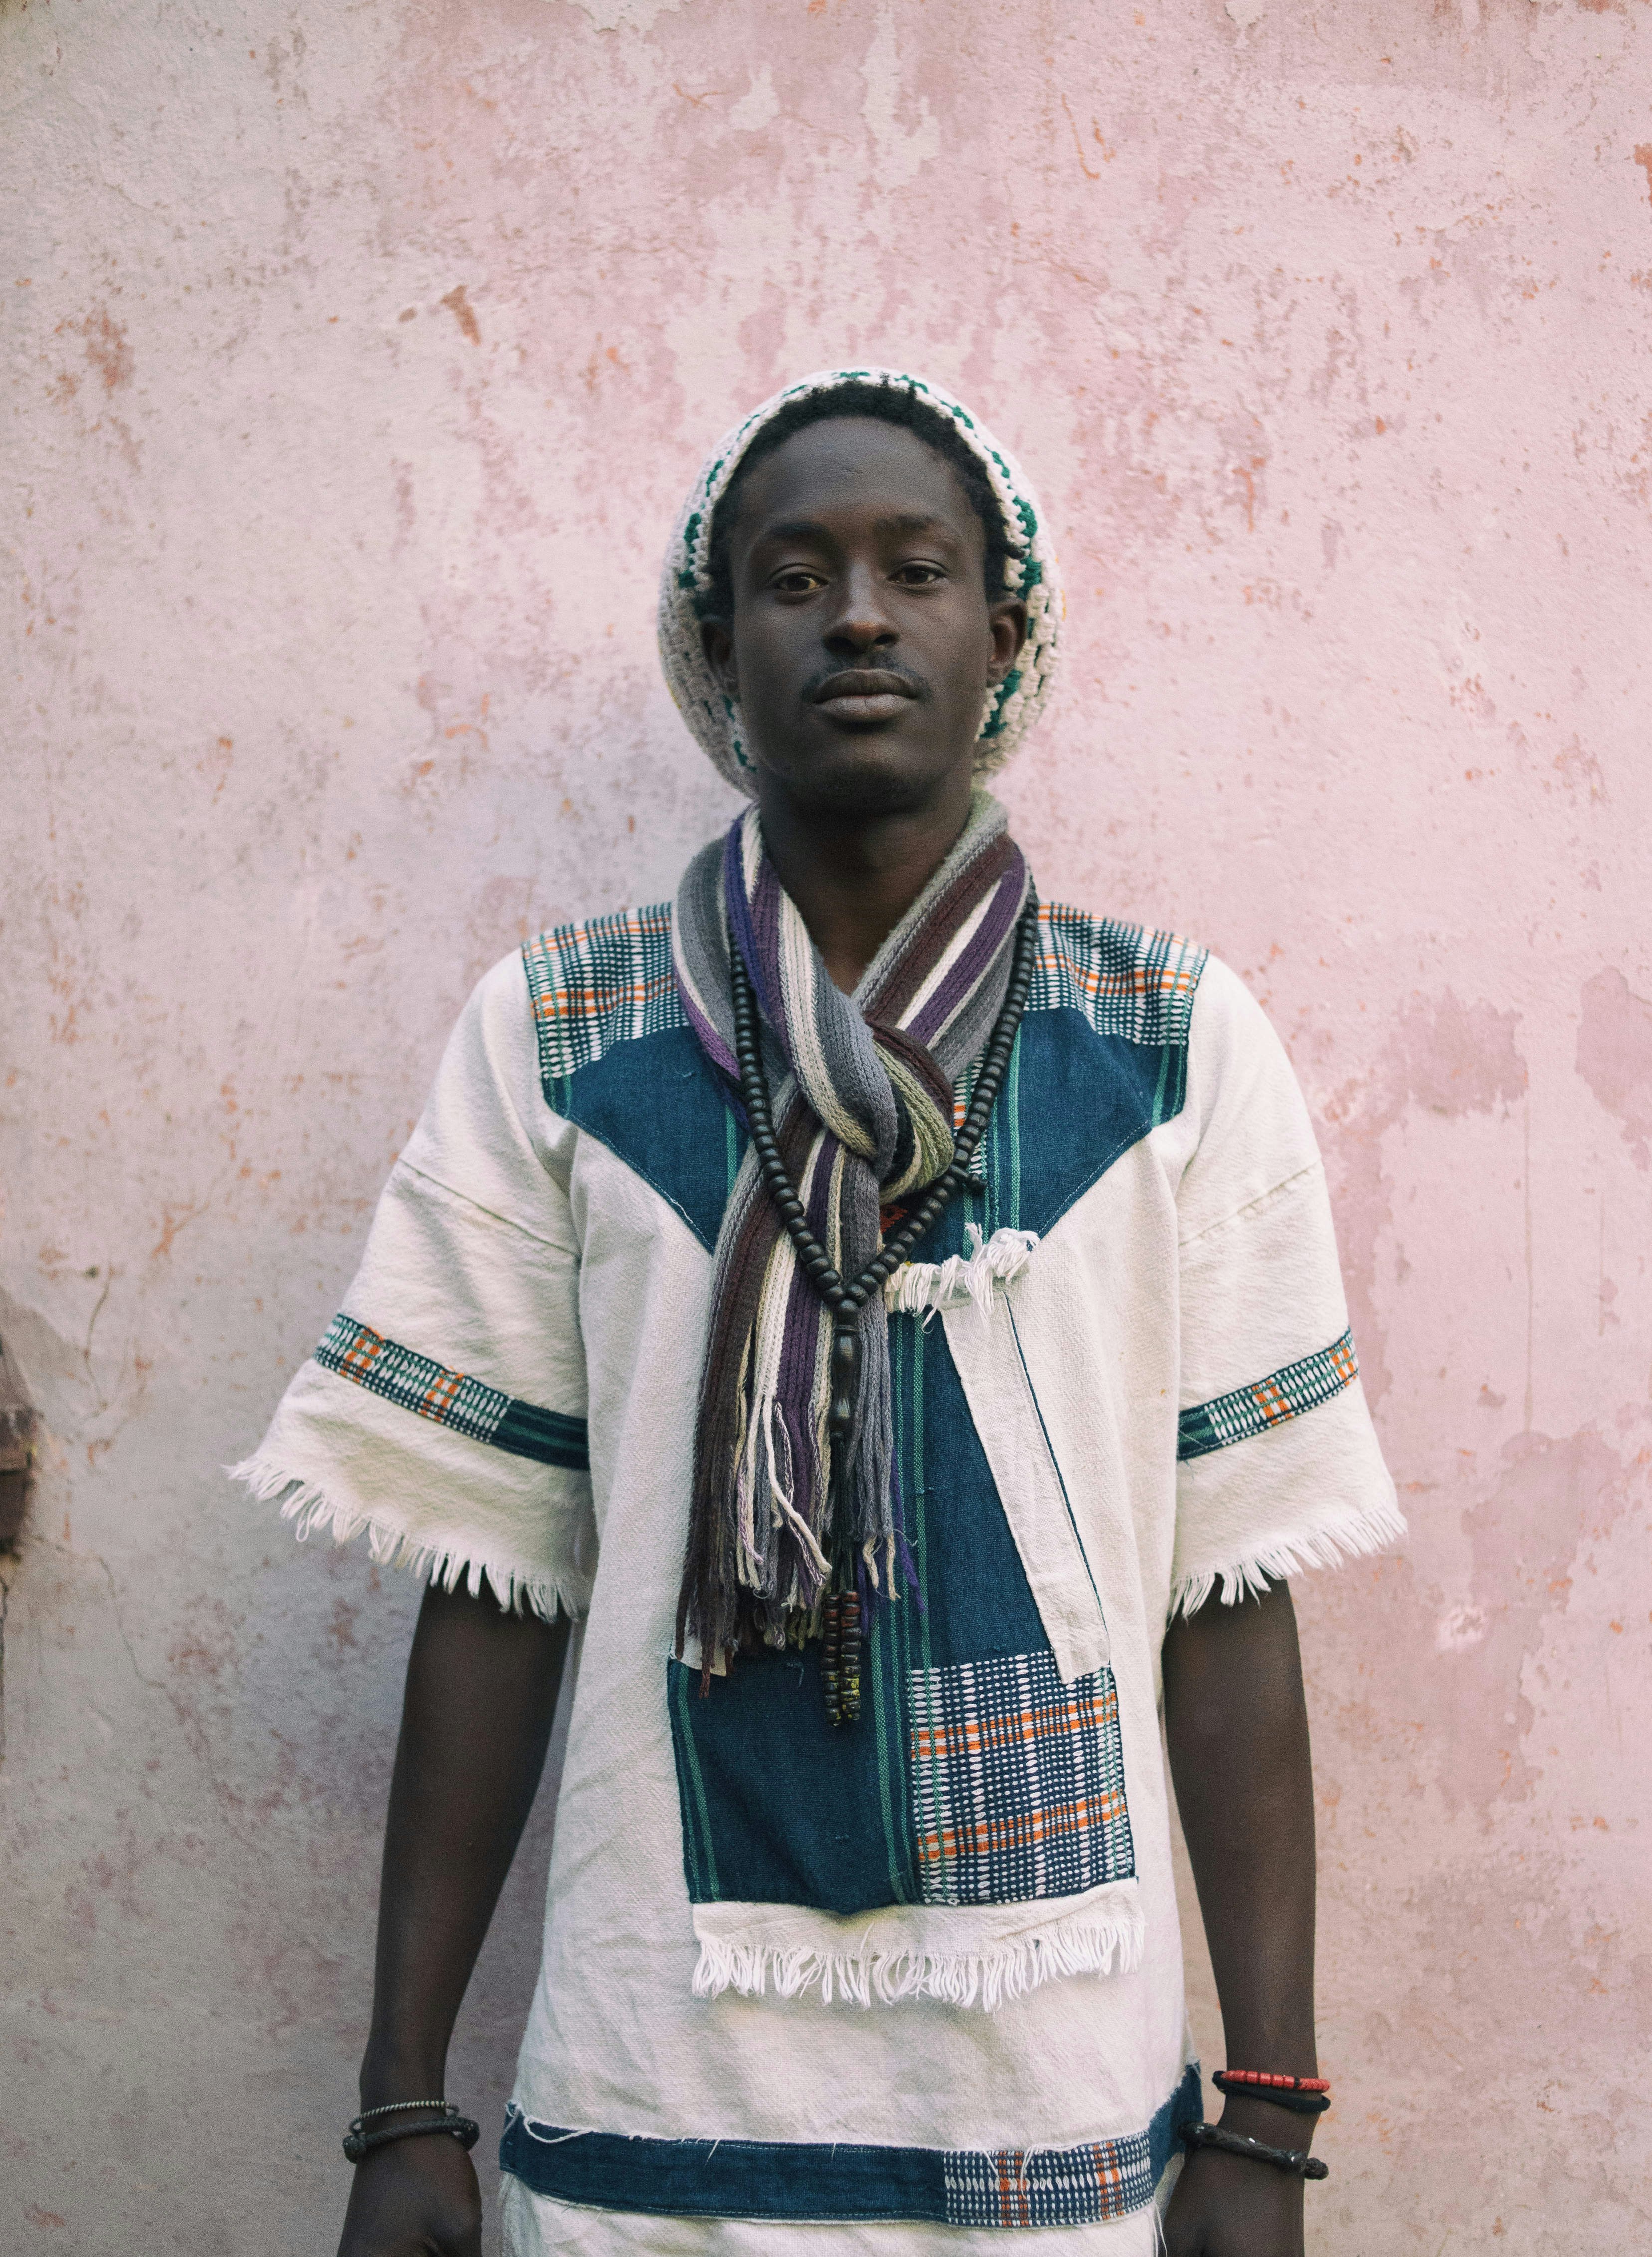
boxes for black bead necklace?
[730,898,1041,1725]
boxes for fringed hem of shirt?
[690,1893,1144,2013]
[1169,1491,1408,1619]
[228,1454,591,1623]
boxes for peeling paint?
[1576,968,1652,1171]
[441,282,481,344]
[1321,992,1527,1411]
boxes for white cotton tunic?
[237,900,1401,2254]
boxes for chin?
[759,731,965,819]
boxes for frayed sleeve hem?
[228,1454,595,1624]
[1169,1491,1407,1620]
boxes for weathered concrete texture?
[3,0,1649,2247]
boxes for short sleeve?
[231,951,597,1618]
[1170,957,1403,1615]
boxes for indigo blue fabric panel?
[556,1027,741,1252]
[994,1009,1173,1242]
[497,2066,1203,2223]
[503,2105,948,2222]
[902,1314,1049,1670]
[668,1637,913,1915]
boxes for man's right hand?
[336,2137,483,2257]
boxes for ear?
[700,617,737,696]
[985,599,1029,684]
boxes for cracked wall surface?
[3,0,1650,2249]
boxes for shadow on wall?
[0,1333,33,1540]
[0,1338,31,1770]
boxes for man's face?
[701,417,1028,818]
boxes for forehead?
[733,415,980,540]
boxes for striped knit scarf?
[673,791,1032,1670]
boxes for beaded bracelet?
[1180,2122,1329,2181]
[342,2103,481,2164]
[1213,2071,1331,2117]
[1216,2070,1330,2093]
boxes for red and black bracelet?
[1213,2069,1331,2117]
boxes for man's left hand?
[1162,2148,1306,2257]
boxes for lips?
[813,669,920,725]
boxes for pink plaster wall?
[4,0,1650,2248]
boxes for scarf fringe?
[884,1225,1040,1321]
[1170,1492,1407,1618]
[227,1454,582,1622]
[691,1902,1143,2013]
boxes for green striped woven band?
[1177,1331,1358,1461]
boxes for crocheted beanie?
[658,368,1063,794]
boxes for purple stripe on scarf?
[677,982,737,1079]
[722,822,774,1036]
[777,1261,817,1392]
[907,864,1025,1049]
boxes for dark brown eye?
[771,570,824,595]
[893,562,945,586]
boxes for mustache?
[803,658,931,704]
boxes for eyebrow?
[752,512,961,546]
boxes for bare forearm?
[1163,1581,1317,2148]
[360,1582,569,2104]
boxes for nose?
[822,561,897,656]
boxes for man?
[237,369,1401,2257]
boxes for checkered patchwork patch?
[314,1315,589,1470]
[524,905,685,1098]
[1177,1329,1358,1461]
[1030,905,1205,1056]
[910,1650,1135,1906]
[943,2132,1155,2228]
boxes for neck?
[753,774,976,994]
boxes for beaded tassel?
[835,1591,861,1726]
[819,1591,862,1729]
[822,1589,843,1723]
